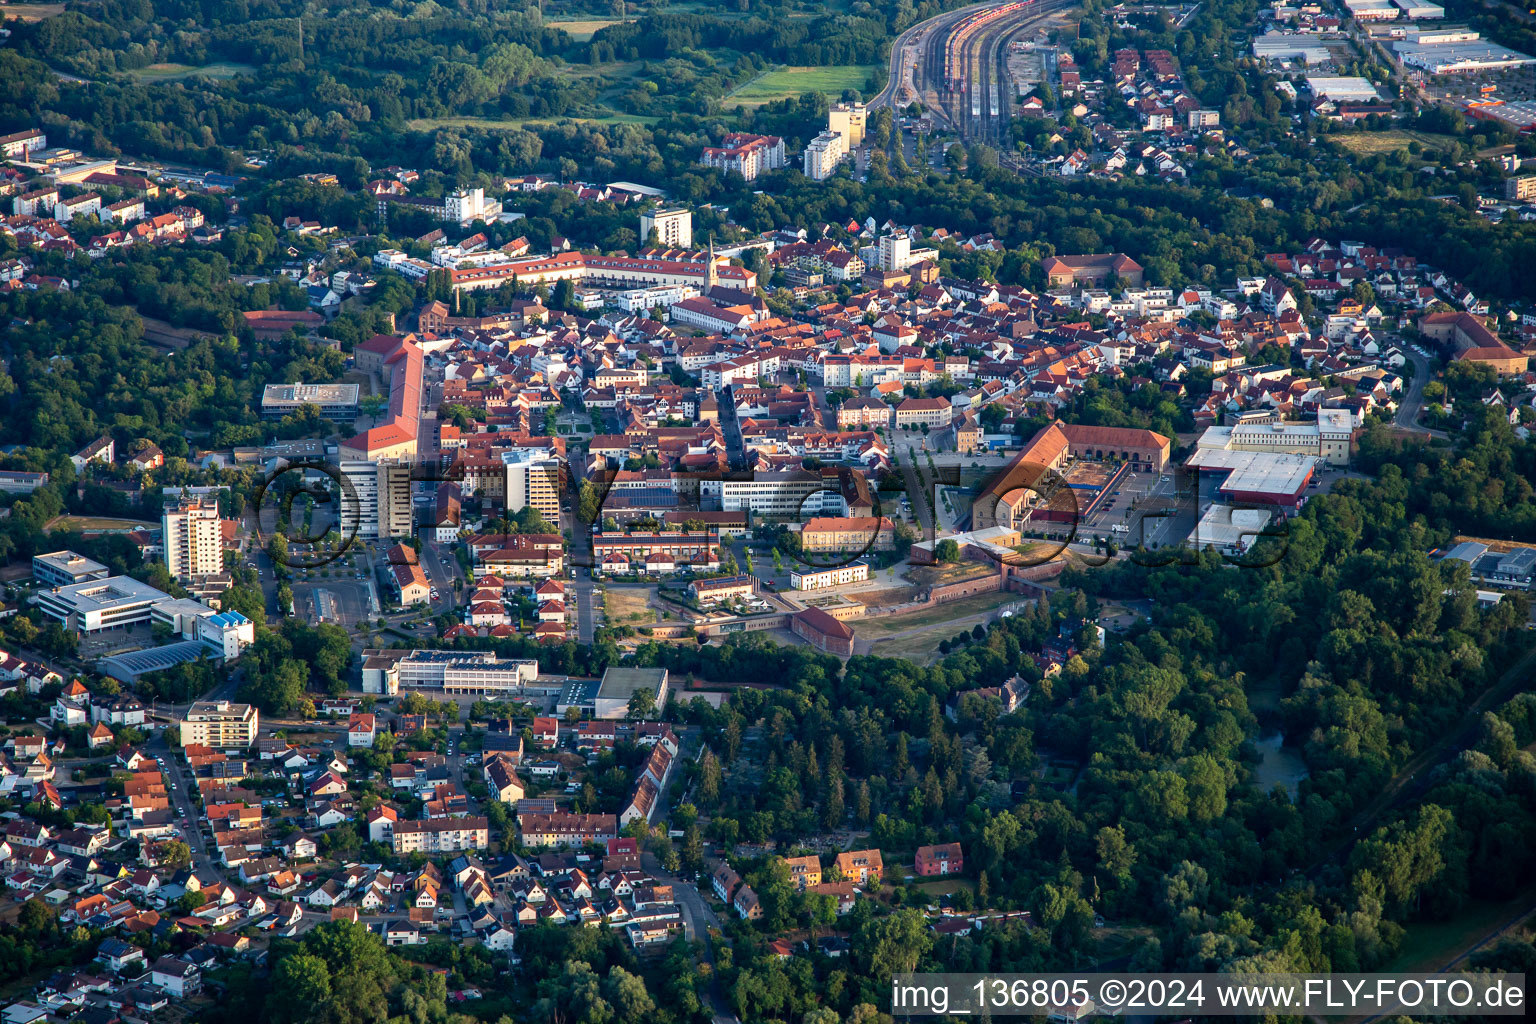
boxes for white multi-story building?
[391,817,489,854]
[1195,409,1356,466]
[55,193,102,222]
[640,208,692,248]
[878,234,911,272]
[611,283,699,313]
[443,187,502,226]
[37,576,172,633]
[197,610,256,660]
[790,562,870,590]
[178,700,260,748]
[162,493,223,581]
[339,461,413,539]
[803,132,847,181]
[32,550,110,588]
[369,649,541,696]
[0,129,46,159]
[503,448,563,526]
[700,471,829,517]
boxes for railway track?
[876,0,1077,147]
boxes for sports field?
[726,65,881,107]
[45,515,158,533]
[128,62,253,81]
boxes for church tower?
[705,236,719,295]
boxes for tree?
[173,891,208,914]
[161,840,192,870]
[935,538,961,563]
[17,898,56,934]
[604,967,655,1024]
[854,908,932,975]
[627,686,657,720]
[268,954,333,1024]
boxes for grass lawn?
[850,591,1021,663]
[1381,896,1536,973]
[847,585,917,607]
[127,62,253,80]
[853,591,1017,638]
[3,3,67,21]
[406,113,658,132]
[1328,129,1462,156]
[603,587,657,626]
[914,877,975,896]
[904,561,994,587]
[726,65,882,107]
[547,18,629,41]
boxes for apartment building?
[803,131,847,181]
[391,816,490,854]
[517,812,619,848]
[698,133,785,181]
[783,854,823,890]
[834,848,883,886]
[178,701,260,749]
[828,102,867,147]
[162,493,224,581]
[502,448,563,527]
[639,208,692,248]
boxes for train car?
[943,0,1034,92]
[972,90,982,119]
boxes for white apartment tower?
[803,132,847,181]
[640,208,693,249]
[879,234,911,272]
[502,448,563,527]
[162,493,223,581]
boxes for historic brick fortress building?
[1418,311,1530,378]
[973,420,1172,530]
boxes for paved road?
[868,4,979,111]
[899,446,937,541]
[569,569,597,644]
[147,732,228,884]
[1393,347,1450,439]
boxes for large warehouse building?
[1184,448,1318,510]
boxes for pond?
[1253,731,1309,800]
